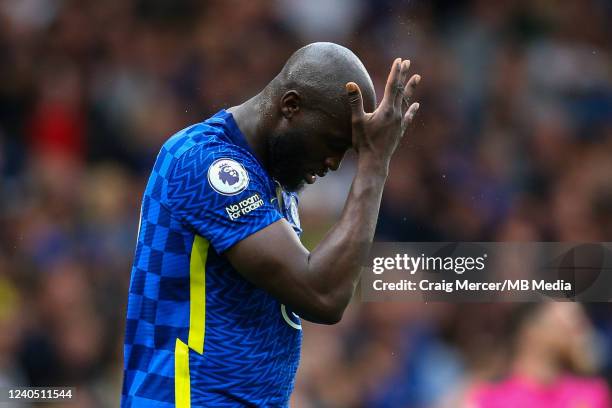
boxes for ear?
[280,90,301,119]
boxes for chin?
[280,179,306,193]
[270,164,308,193]
[273,172,306,193]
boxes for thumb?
[346,82,364,119]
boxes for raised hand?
[346,58,421,167]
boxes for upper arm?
[165,143,281,252]
[165,142,342,323]
[225,219,342,324]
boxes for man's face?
[267,111,352,192]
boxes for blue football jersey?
[122,110,303,407]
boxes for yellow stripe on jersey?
[175,338,191,408]
[175,235,209,407]
[188,235,208,354]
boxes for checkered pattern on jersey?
[123,124,210,407]
[122,112,302,407]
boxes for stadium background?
[1,0,611,406]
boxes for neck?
[512,342,561,384]
[227,93,272,168]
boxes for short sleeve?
[165,142,282,253]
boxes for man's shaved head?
[270,42,376,120]
[252,43,376,191]
[230,42,377,192]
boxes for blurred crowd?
[1,0,612,406]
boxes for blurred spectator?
[467,303,611,407]
[0,0,610,406]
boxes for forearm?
[307,154,389,313]
[227,59,420,324]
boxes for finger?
[381,58,402,109]
[402,74,421,104]
[346,82,365,121]
[401,102,420,133]
[394,60,411,108]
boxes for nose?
[325,156,341,171]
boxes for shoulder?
[560,375,611,395]
[158,121,234,173]
[153,117,263,182]
[167,136,266,195]
[144,117,267,203]
[161,126,274,211]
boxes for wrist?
[357,152,389,178]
